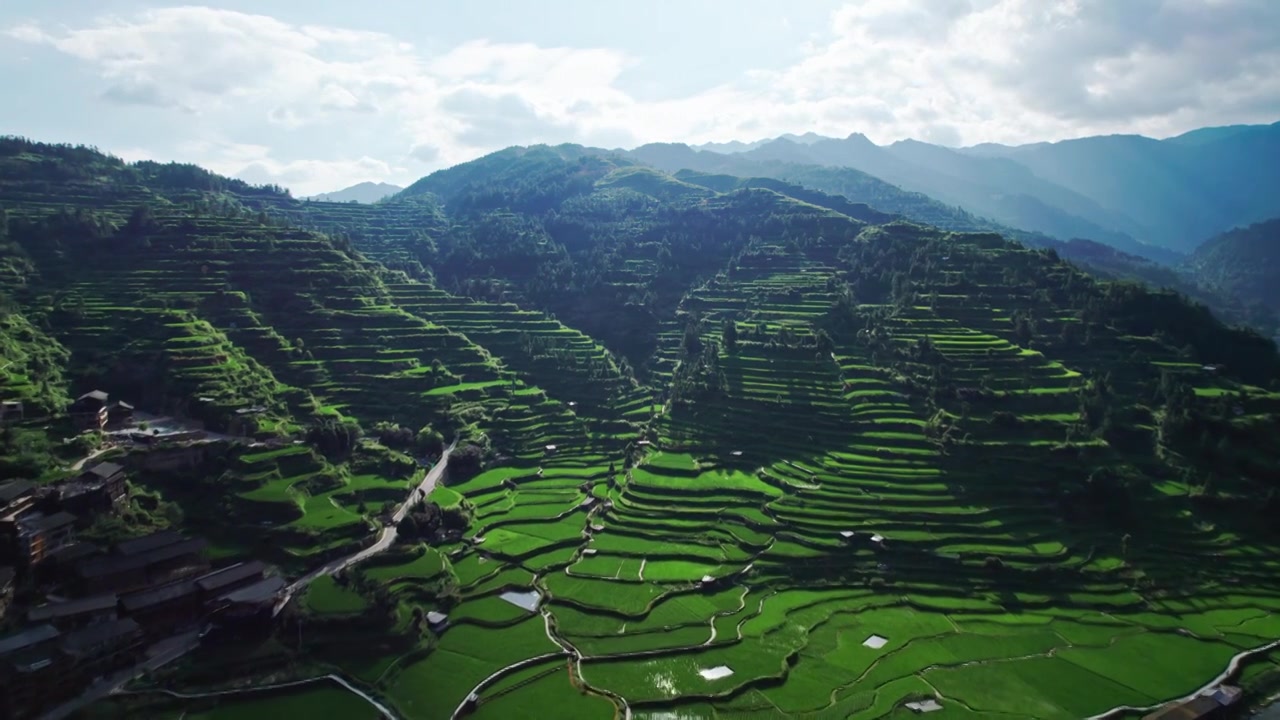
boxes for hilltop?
[3,135,1280,720]
[304,181,404,204]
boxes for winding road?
[278,440,457,610]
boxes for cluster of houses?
[0,523,283,719]
[0,459,283,718]
[67,390,134,433]
[0,462,128,570]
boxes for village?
[0,390,286,719]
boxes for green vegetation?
[4,136,1280,719]
[1188,217,1280,330]
[303,574,369,615]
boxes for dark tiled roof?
[47,542,100,565]
[196,561,266,594]
[85,462,124,479]
[27,593,118,623]
[0,479,35,505]
[61,618,140,654]
[0,625,59,656]
[120,581,197,612]
[115,530,184,557]
[218,575,285,604]
[18,511,76,534]
[77,537,208,580]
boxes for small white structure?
[698,666,734,680]
[568,401,578,407]
[581,548,598,556]
[905,699,943,713]
[498,590,542,612]
[863,635,888,649]
[426,611,448,628]
[637,440,652,446]
[870,533,885,544]
[839,530,856,539]
[589,523,605,532]
[581,496,597,508]
[545,444,557,454]
[730,450,743,457]
[700,575,716,585]
[472,535,486,545]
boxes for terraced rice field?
[345,242,1280,719]
[7,170,1280,718]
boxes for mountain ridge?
[683,122,1280,257]
[305,180,404,204]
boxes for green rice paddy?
[351,242,1280,719]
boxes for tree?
[307,419,362,459]
[683,325,702,357]
[125,204,157,236]
[722,318,738,354]
[416,426,445,456]
[814,329,834,356]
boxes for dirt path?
[69,446,112,471]
[279,441,456,608]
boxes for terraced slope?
[347,231,1280,720]
[387,284,648,432]
[6,139,1280,720]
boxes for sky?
[2,0,1279,196]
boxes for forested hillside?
[1189,218,1280,318]
[5,136,1280,720]
[627,141,1278,337]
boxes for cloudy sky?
[3,0,1279,195]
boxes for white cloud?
[645,0,1280,146]
[6,1,1280,193]
[171,139,403,196]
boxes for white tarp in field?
[498,590,541,612]
[698,666,734,680]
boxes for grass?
[303,575,369,615]
[364,547,446,583]
[388,617,562,720]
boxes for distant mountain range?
[680,122,1280,259]
[304,181,403,204]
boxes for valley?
[1,136,1280,720]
